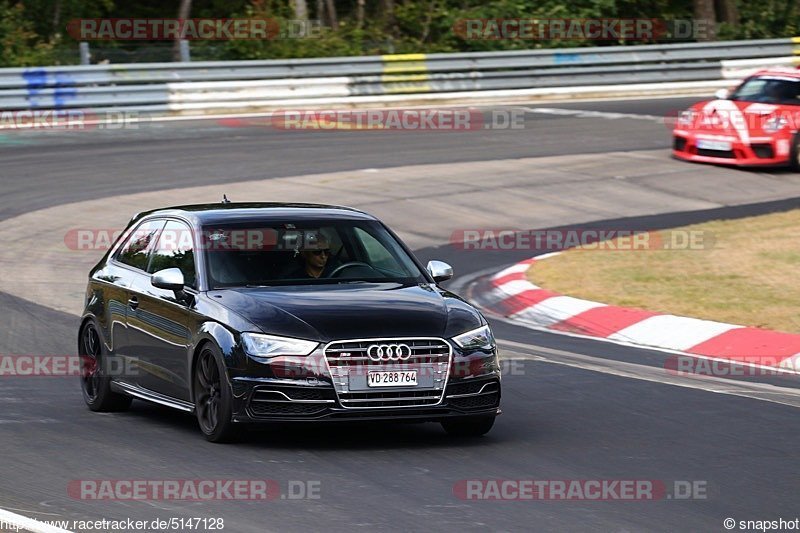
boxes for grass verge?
[528,209,800,333]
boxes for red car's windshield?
[730,76,800,105]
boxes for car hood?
[680,99,790,138]
[208,283,484,341]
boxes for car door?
[126,219,197,401]
[110,218,166,388]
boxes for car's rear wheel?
[441,415,496,437]
[79,321,132,412]
[194,344,238,443]
[790,132,800,171]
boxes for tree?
[291,0,307,19]
[324,0,338,29]
[173,0,192,61]
[693,0,717,40]
[356,0,365,29]
[715,0,739,27]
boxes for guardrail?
[0,38,798,115]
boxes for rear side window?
[116,220,165,271]
[148,220,197,288]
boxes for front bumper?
[228,341,502,423]
[672,131,790,167]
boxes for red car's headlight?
[677,109,697,127]
[763,116,787,134]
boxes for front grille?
[751,143,774,159]
[325,337,451,408]
[695,148,735,159]
[673,136,687,151]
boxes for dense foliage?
[0,0,798,66]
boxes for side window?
[148,220,197,288]
[116,220,165,271]
[354,227,395,270]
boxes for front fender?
[196,321,243,369]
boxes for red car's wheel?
[791,132,800,171]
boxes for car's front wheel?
[194,344,238,443]
[790,132,800,171]
[441,415,496,437]
[79,321,132,412]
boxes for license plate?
[696,139,732,151]
[367,370,417,387]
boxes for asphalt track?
[1,96,800,532]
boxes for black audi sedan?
[79,202,501,442]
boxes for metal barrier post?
[79,42,91,65]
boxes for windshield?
[730,76,800,105]
[200,219,427,288]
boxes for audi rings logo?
[367,344,412,362]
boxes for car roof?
[133,202,378,226]
[752,68,800,79]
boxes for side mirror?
[427,260,453,283]
[714,88,729,100]
[151,267,185,291]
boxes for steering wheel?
[328,261,376,278]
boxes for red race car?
[672,68,800,168]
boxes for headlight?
[241,333,318,358]
[452,324,495,351]
[677,109,697,126]
[764,116,787,133]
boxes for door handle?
[128,297,139,310]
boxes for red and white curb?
[476,253,800,371]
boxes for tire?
[194,344,239,443]
[790,132,800,171]
[79,321,132,412]
[441,415,496,437]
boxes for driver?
[761,81,784,102]
[287,234,331,279]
